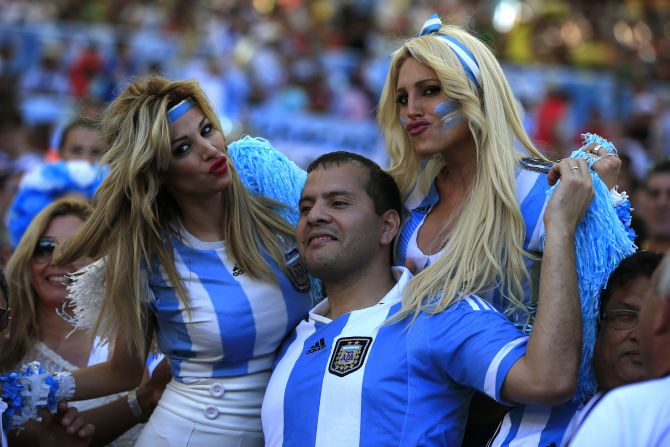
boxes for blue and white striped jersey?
[148,226,312,381]
[262,267,528,446]
[398,167,549,323]
[395,167,594,447]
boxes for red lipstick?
[209,156,228,176]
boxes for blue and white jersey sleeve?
[427,296,528,403]
[229,135,306,227]
[515,168,550,253]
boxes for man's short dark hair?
[599,250,664,317]
[306,151,401,217]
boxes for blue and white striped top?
[146,136,313,382]
[397,167,549,319]
[262,267,528,446]
[147,227,312,381]
[396,166,625,447]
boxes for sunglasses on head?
[0,306,11,332]
[33,237,58,263]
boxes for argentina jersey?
[262,267,529,446]
[147,225,312,381]
[396,166,549,316]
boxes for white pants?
[135,373,268,447]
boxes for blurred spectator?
[101,39,139,102]
[20,48,69,97]
[6,160,103,248]
[569,254,670,446]
[332,67,375,121]
[640,160,670,252]
[0,40,20,91]
[68,42,104,99]
[533,87,574,160]
[651,94,670,161]
[574,107,611,147]
[617,125,652,182]
[562,250,663,445]
[55,117,105,164]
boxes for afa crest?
[328,337,372,377]
[285,248,310,292]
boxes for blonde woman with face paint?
[2,76,314,447]
[378,14,634,447]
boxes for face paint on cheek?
[399,117,408,127]
[435,100,463,129]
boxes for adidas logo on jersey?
[232,265,245,276]
[306,338,326,354]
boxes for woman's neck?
[176,195,225,242]
[437,138,478,189]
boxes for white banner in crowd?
[248,108,388,168]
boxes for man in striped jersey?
[262,151,593,446]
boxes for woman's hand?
[545,158,594,233]
[136,357,172,419]
[587,142,620,190]
[549,142,620,190]
[39,402,95,447]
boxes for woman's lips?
[209,156,228,175]
[407,120,430,136]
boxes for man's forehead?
[607,275,650,309]
[648,172,670,188]
[302,164,367,195]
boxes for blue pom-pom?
[229,135,307,227]
[541,134,636,403]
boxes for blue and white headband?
[413,14,482,88]
[167,98,195,124]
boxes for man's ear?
[380,209,400,246]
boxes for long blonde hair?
[56,76,296,360]
[1,198,92,371]
[378,23,546,321]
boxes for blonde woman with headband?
[3,76,313,447]
[378,14,635,447]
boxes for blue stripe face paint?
[434,100,463,129]
[399,117,408,127]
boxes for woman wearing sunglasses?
[0,198,163,446]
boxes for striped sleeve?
[428,296,528,403]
